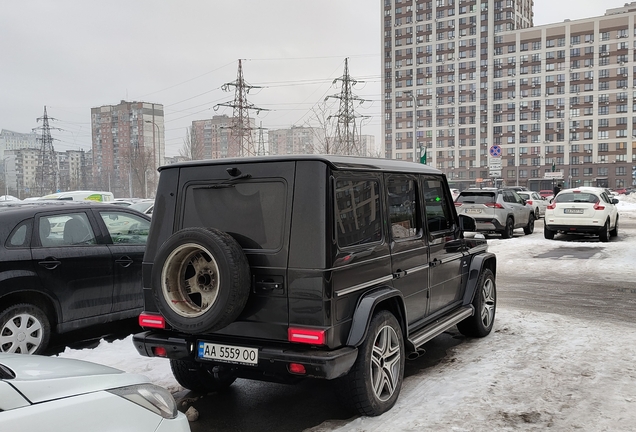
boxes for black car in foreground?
[134,155,497,416]
[0,201,151,354]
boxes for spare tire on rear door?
[151,227,251,334]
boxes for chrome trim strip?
[468,245,488,254]
[440,252,464,263]
[335,275,394,297]
[407,263,430,274]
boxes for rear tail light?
[484,202,504,209]
[152,346,168,357]
[593,201,605,210]
[547,202,556,210]
[454,202,463,207]
[139,313,166,329]
[525,200,533,205]
[288,363,306,375]
[288,328,326,345]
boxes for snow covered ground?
[58,193,636,431]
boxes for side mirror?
[612,198,619,204]
[459,214,476,232]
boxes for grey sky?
[0,0,627,157]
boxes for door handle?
[392,270,407,279]
[39,258,61,270]
[430,258,441,267]
[115,256,134,268]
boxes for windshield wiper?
[202,173,252,189]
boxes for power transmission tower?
[257,122,267,156]
[33,106,62,195]
[325,58,368,156]
[215,59,269,157]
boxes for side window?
[335,178,382,247]
[422,176,454,233]
[39,213,96,246]
[387,175,419,240]
[513,191,524,204]
[99,212,150,245]
[7,220,31,248]
[503,191,515,203]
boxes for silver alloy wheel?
[161,243,221,318]
[480,278,496,329]
[370,325,402,402]
[0,313,44,354]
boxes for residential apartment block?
[0,129,39,160]
[91,101,164,198]
[268,126,324,155]
[383,0,636,190]
[190,115,256,160]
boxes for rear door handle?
[392,270,407,279]
[115,256,134,268]
[39,258,61,270]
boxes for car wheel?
[170,359,236,393]
[457,268,496,338]
[599,219,610,243]
[523,215,535,235]
[501,217,514,239]
[152,227,251,334]
[610,215,619,237]
[535,207,541,220]
[337,310,404,416]
[0,304,51,355]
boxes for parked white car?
[517,191,549,219]
[0,354,190,432]
[544,187,619,242]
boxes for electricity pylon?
[215,60,269,157]
[33,106,62,195]
[325,58,368,156]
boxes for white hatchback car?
[543,187,619,242]
[0,354,190,432]
[517,191,549,219]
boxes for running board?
[408,306,474,348]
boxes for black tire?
[523,214,535,235]
[610,215,619,238]
[544,225,555,239]
[534,208,541,220]
[457,268,496,338]
[152,227,251,334]
[0,303,51,355]
[599,220,610,243]
[337,310,405,416]
[501,217,514,239]
[170,359,236,393]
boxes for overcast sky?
[0,0,628,157]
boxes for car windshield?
[456,192,495,204]
[555,192,598,203]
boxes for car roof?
[0,200,150,218]
[158,155,443,175]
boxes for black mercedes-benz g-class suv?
[133,155,497,416]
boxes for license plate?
[197,341,259,366]
[564,208,584,214]
[465,208,482,214]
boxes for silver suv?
[455,188,535,238]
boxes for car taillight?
[484,202,504,209]
[454,202,462,207]
[288,327,326,345]
[526,200,533,205]
[593,201,605,210]
[547,202,556,210]
[139,313,166,329]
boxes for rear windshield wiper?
[202,173,252,189]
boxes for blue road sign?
[489,145,502,157]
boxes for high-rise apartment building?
[0,129,39,160]
[268,126,324,155]
[91,101,164,197]
[190,115,255,160]
[383,0,636,190]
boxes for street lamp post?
[405,91,417,162]
[3,157,9,197]
[145,120,161,196]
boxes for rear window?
[456,192,496,204]
[182,181,286,250]
[555,192,598,203]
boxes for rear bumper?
[133,331,358,380]
[473,218,506,232]
[544,224,604,234]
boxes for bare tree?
[179,126,205,161]
[121,145,156,198]
[304,101,341,155]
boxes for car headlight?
[108,384,178,419]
